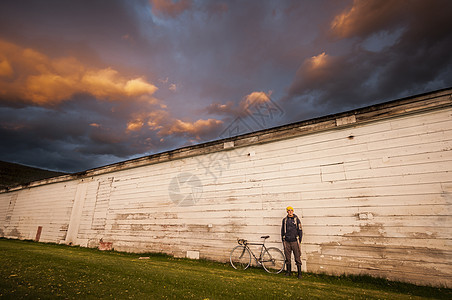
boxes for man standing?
[281,206,303,278]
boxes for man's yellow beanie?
[286,206,294,211]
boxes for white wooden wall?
[0,181,78,243]
[0,96,451,287]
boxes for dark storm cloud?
[0,96,185,172]
[0,0,144,46]
[0,1,227,172]
[285,0,452,121]
[0,104,98,171]
[0,0,451,173]
[160,0,341,104]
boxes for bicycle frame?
[237,238,270,265]
[242,241,268,265]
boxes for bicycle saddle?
[261,235,270,239]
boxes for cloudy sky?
[1,0,451,173]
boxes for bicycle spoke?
[230,245,251,270]
[262,247,285,274]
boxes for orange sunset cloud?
[331,0,405,38]
[0,39,158,105]
[241,91,271,109]
[126,109,223,142]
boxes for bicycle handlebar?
[237,239,247,245]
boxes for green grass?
[0,239,450,299]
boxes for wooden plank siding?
[0,181,78,243]
[0,88,451,287]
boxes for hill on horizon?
[0,161,67,190]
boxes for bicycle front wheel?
[230,245,251,270]
[262,247,285,274]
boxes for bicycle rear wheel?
[262,247,285,274]
[230,245,251,270]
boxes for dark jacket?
[281,214,303,242]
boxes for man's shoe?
[285,265,291,276]
[297,265,302,279]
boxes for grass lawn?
[0,239,450,299]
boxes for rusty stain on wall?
[98,238,113,251]
[35,226,43,241]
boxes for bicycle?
[229,235,285,274]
